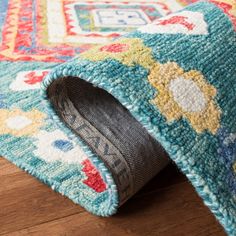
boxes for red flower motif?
[156,16,195,31]
[24,71,49,85]
[82,159,107,193]
[99,43,129,53]
[210,0,236,30]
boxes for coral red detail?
[82,159,107,193]
[100,43,130,53]
[210,0,236,30]
[0,0,174,62]
[24,71,49,85]
[156,16,195,30]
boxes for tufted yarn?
[0,0,235,234]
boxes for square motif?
[0,0,181,62]
[64,2,173,35]
[92,9,152,28]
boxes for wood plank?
[4,181,225,236]
[0,158,225,236]
[0,159,84,235]
[0,158,21,177]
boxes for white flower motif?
[138,11,208,35]
[33,130,88,164]
[169,77,206,112]
[0,109,45,137]
[10,70,49,91]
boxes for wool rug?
[0,0,235,235]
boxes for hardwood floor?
[0,157,226,236]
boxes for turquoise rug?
[0,0,236,235]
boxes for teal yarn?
[42,1,236,234]
[0,61,119,216]
[0,0,235,235]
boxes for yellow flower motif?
[80,38,155,69]
[148,62,221,134]
[0,109,46,137]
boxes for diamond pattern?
[0,0,180,62]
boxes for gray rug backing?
[48,77,170,204]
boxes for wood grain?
[0,158,225,236]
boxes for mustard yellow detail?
[0,109,46,137]
[148,62,221,134]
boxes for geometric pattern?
[0,0,182,62]
[0,0,236,232]
[42,1,236,228]
[36,1,236,229]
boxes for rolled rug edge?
[42,1,236,234]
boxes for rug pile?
[0,0,235,235]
